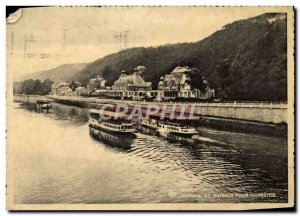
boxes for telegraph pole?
[62,28,68,50]
[24,35,27,58]
[11,32,14,56]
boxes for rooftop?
[89,76,105,83]
[114,69,151,88]
[171,66,191,74]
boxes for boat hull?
[169,131,198,138]
[158,128,198,138]
[141,123,159,130]
[89,127,135,149]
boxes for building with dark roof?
[158,66,214,100]
[112,66,152,91]
[110,66,152,100]
[87,76,107,93]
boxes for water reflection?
[50,102,89,123]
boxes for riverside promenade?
[47,95,287,124]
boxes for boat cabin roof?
[36,99,49,103]
[144,113,196,124]
[89,109,129,120]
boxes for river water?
[11,101,288,204]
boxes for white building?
[87,76,107,94]
[51,82,71,96]
[110,66,152,99]
[158,66,214,100]
[75,87,88,96]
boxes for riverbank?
[198,116,287,137]
[13,95,288,137]
[47,95,288,124]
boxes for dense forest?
[72,13,287,101]
[13,79,54,95]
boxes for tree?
[188,68,207,93]
[23,79,35,95]
[69,81,78,91]
[13,79,55,95]
[42,79,54,95]
[33,80,44,95]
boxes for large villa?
[112,66,151,91]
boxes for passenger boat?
[89,126,134,149]
[141,118,159,130]
[141,118,198,137]
[158,122,198,137]
[36,99,51,110]
[88,109,136,136]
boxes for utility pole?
[62,28,68,50]
[23,35,52,58]
[124,31,130,49]
[112,30,131,65]
[24,35,27,58]
[113,30,131,51]
[11,32,14,56]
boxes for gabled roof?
[162,73,183,84]
[115,75,133,84]
[171,66,190,74]
[89,76,105,83]
[114,72,151,88]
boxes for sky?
[6,7,282,80]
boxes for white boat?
[141,118,159,130]
[36,99,51,109]
[89,109,136,135]
[158,122,198,137]
[141,118,198,137]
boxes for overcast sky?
[7,7,280,80]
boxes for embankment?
[13,95,288,137]
[198,116,287,137]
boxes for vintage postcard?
[6,6,294,210]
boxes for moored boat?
[89,126,134,149]
[141,118,159,130]
[141,118,198,137]
[36,99,51,110]
[157,122,198,137]
[88,109,136,136]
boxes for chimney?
[134,65,146,75]
[120,69,126,77]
